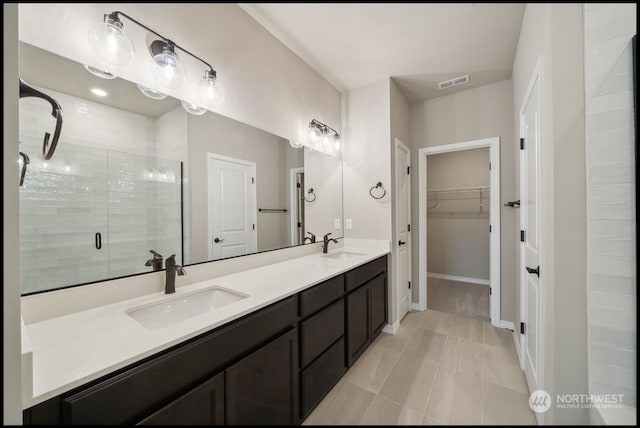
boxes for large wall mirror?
[18,41,343,295]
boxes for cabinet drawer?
[62,297,296,425]
[300,337,346,419]
[345,256,387,292]
[300,299,344,367]
[299,275,344,318]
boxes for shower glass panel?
[19,139,182,294]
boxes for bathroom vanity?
[22,248,389,425]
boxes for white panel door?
[520,67,542,402]
[395,140,411,321]
[209,155,256,260]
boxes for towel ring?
[369,182,386,199]
[304,188,317,203]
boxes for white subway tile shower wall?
[19,88,182,294]
[584,3,636,409]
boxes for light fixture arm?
[107,11,216,75]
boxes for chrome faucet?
[322,233,338,254]
[304,232,316,244]
[164,254,186,294]
[145,249,164,272]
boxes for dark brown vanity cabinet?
[345,257,388,367]
[137,372,225,425]
[298,276,347,419]
[225,329,298,425]
[23,255,389,426]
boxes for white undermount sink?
[321,250,367,260]
[126,286,249,330]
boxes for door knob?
[214,237,225,243]
[399,240,406,246]
[526,266,540,277]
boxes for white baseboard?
[427,272,490,286]
[382,320,400,334]
[499,320,515,331]
[411,303,423,311]
[512,328,523,370]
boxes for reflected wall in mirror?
[18,41,343,295]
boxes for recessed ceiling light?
[90,87,108,97]
[83,64,116,79]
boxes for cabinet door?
[346,284,370,367]
[370,274,387,339]
[225,329,298,425]
[137,372,224,425]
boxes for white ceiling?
[239,3,525,103]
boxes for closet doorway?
[418,137,501,326]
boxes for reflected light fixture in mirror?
[84,64,116,80]
[181,100,207,115]
[136,84,168,100]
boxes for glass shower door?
[19,138,109,293]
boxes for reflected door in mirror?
[208,154,256,260]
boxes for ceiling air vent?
[438,74,470,90]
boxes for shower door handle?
[95,232,102,250]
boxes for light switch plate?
[334,218,341,229]
[346,219,353,229]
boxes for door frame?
[207,152,257,260]
[394,138,412,322]
[289,167,304,246]
[418,137,501,326]
[519,56,545,410]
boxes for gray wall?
[187,112,303,263]
[4,3,22,424]
[427,148,490,280]
[410,79,516,322]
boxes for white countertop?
[22,243,389,409]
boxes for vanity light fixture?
[88,11,223,108]
[308,119,341,155]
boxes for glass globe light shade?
[309,125,322,143]
[289,140,304,149]
[152,43,185,89]
[198,70,226,105]
[136,84,167,100]
[181,100,207,115]
[87,15,135,66]
[84,64,117,80]
[333,135,342,152]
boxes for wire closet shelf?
[427,186,490,217]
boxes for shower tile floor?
[427,278,491,321]
[303,309,535,425]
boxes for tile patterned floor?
[303,309,536,425]
[427,278,490,321]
